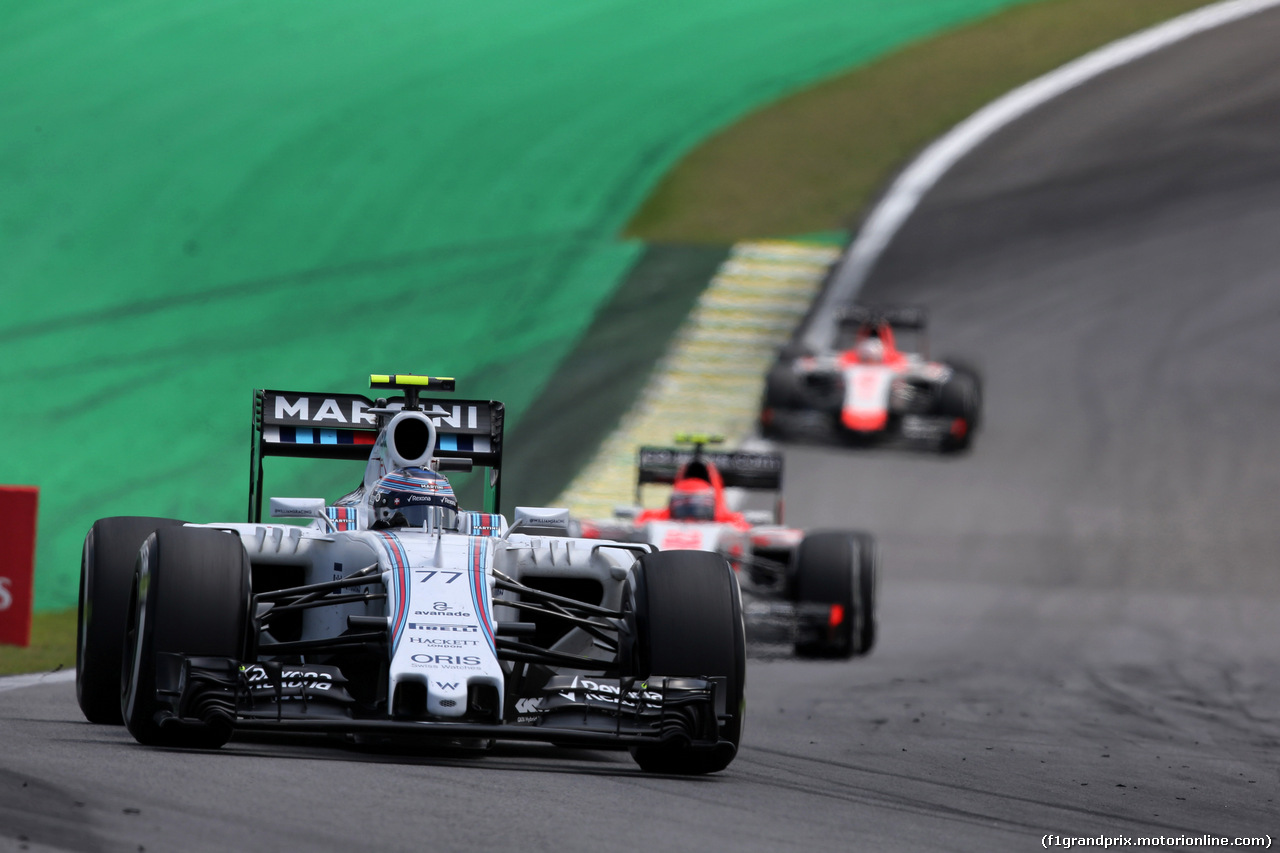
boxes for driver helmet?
[371,467,458,530]
[669,479,716,521]
[856,336,885,363]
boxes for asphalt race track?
[4,8,1279,851]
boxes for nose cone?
[841,409,888,431]
[428,680,470,717]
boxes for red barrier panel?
[0,486,39,648]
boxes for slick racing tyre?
[77,516,186,725]
[121,526,251,748]
[937,361,982,453]
[792,531,876,659]
[944,359,983,430]
[760,363,800,439]
[626,550,746,775]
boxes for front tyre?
[760,363,800,440]
[627,550,746,775]
[77,516,186,725]
[121,526,251,748]
[792,531,877,659]
[937,364,982,453]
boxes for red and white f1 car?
[760,305,982,452]
[581,435,876,659]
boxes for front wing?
[150,654,730,751]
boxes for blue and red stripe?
[273,427,374,445]
[377,532,411,653]
[379,473,452,494]
[468,540,497,657]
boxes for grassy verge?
[626,0,1214,243]
[0,609,77,677]
[5,0,1030,615]
[0,1,1217,678]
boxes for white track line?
[804,0,1280,347]
[0,668,75,693]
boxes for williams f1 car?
[760,305,982,452]
[580,435,875,659]
[76,376,745,774]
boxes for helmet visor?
[670,491,715,521]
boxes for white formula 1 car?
[76,375,745,774]
[580,435,875,659]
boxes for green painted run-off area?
[1,0,1043,609]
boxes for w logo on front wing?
[435,682,459,691]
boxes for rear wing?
[249,387,505,522]
[838,305,927,331]
[636,446,783,491]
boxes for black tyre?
[77,516,186,724]
[936,365,982,453]
[943,359,984,427]
[121,526,250,748]
[626,550,746,775]
[760,364,798,439]
[792,531,876,659]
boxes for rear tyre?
[627,550,746,775]
[77,517,186,724]
[121,527,251,748]
[792,531,877,659]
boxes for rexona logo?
[410,654,482,667]
[0,577,11,612]
[408,623,478,633]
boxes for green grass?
[626,0,1215,242]
[0,609,76,677]
[0,0,1223,677]
[2,0,1048,613]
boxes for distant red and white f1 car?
[581,435,876,659]
[760,305,982,452]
